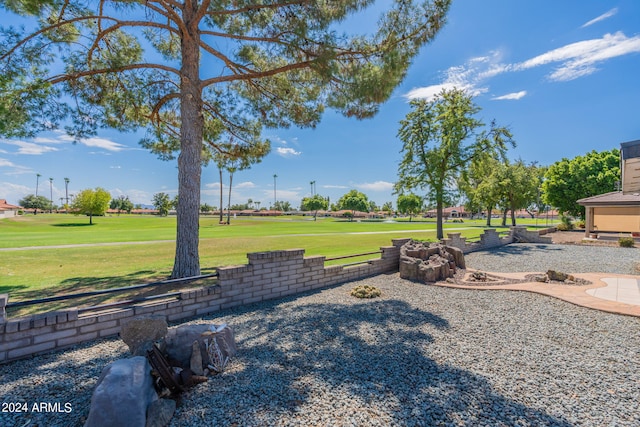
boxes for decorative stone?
[399,240,465,283]
[145,399,176,427]
[85,356,158,427]
[120,315,168,356]
[190,340,204,376]
[164,324,236,371]
[547,270,575,282]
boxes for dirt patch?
[547,230,619,247]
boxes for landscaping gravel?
[1,243,639,426]
[465,243,640,275]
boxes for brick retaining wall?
[0,239,407,364]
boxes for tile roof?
[577,191,640,206]
[0,199,22,210]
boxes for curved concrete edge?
[433,271,640,318]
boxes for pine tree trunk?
[172,6,203,279]
[226,173,233,225]
[486,206,492,226]
[436,198,444,240]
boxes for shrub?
[350,285,381,299]
[558,215,574,231]
[576,220,585,229]
[619,237,635,248]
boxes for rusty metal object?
[147,345,185,394]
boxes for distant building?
[0,199,22,219]
[578,139,640,237]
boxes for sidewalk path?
[435,271,640,317]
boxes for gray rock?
[190,340,204,376]
[120,315,168,356]
[146,399,176,427]
[164,324,236,370]
[85,356,158,427]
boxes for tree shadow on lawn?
[180,297,572,426]
[51,223,95,227]
[5,269,218,318]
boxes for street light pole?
[49,177,53,213]
[64,178,70,206]
[273,174,278,209]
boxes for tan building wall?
[593,207,640,233]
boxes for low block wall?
[442,229,513,253]
[441,226,554,253]
[0,239,406,364]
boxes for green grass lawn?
[1,213,553,315]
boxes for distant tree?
[200,203,213,214]
[397,193,423,222]
[395,88,513,239]
[382,201,394,215]
[273,201,292,212]
[493,160,540,226]
[337,190,370,221]
[459,154,502,226]
[71,188,111,225]
[19,194,51,214]
[301,194,329,221]
[230,203,249,211]
[110,195,133,215]
[542,149,620,219]
[152,192,172,217]
[369,201,379,212]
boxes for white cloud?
[405,52,500,101]
[0,158,32,175]
[492,91,527,101]
[1,139,58,155]
[263,189,300,201]
[356,181,394,192]
[0,181,32,204]
[514,32,640,81]
[276,147,301,157]
[57,134,128,152]
[235,181,256,189]
[323,184,349,189]
[406,32,640,99]
[581,8,618,28]
[0,158,17,167]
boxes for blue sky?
[1,1,640,208]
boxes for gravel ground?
[1,244,639,427]
[465,243,640,275]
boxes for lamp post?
[64,177,70,207]
[36,173,41,197]
[49,177,53,213]
[273,174,278,209]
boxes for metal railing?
[325,250,383,267]
[6,273,218,311]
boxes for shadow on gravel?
[0,338,127,427]
[474,243,564,256]
[178,296,572,426]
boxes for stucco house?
[0,199,22,219]
[578,139,640,237]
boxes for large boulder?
[85,356,158,427]
[120,315,168,356]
